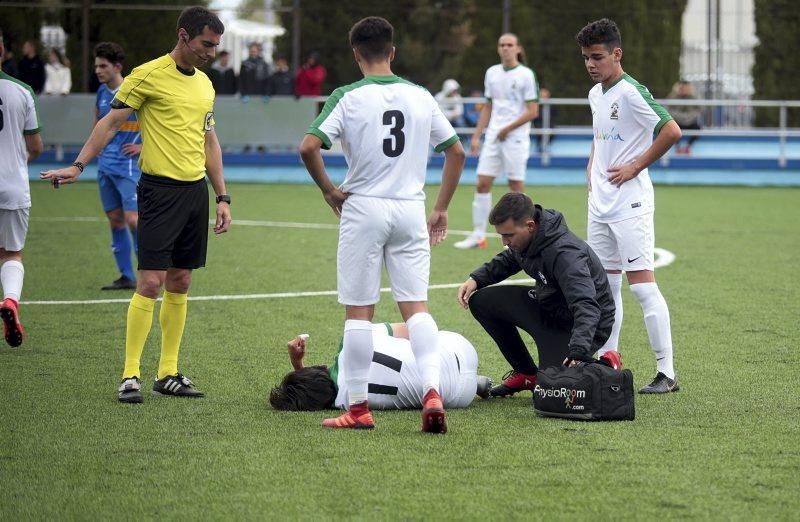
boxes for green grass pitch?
[1,180,798,519]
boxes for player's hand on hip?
[427,209,448,246]
[497,127,510,141]
[121,143,142,157]
[457,278,477,309]
[607,162,640,187]
[39,165,81,188]
[214,202,232,234]
[323,188,349,218]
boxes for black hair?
[349,16,393,62]
[177,6,225,39]
[269,365,337,411]
[575,18,622,52]
[489,192,539,226]
[94,41,125,64]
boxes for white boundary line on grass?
[25,217,674,305]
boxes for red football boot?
[421,388,447,434]
[599,351,623,371]
[322,402,375,430]
[0,298,24,347]
[489,370,537,397]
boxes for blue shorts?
[98,170,140,213]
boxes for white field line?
[25,217,674,305]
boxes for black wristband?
[72,161,85,173]
[216,194,231,205]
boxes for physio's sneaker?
[454,235,488,250]
[152,374,205,398]
[599,351,623,370]
[118,377,143,403]
[490,370,537,397]
[0,298,24,348]
[322,402,375,430]
[476,375,493,399]
[639,372,679,394]
[421,388,447,433]
[101,276,136,291]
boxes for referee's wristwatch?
[216,194,231,205]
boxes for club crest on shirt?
[610,102,620,120]
[204,112,214,131]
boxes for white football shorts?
[337,195,430,305]
[438,331,479,408]
[0,208,30,252]
[476,131,530,181]
[587,212,655,272]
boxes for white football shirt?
[308,75,458,201]
[0,72,40,210]
[332,324,474,410]
[588,73,672,223]
[484,64,539,140]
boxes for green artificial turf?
[1,181,798,519]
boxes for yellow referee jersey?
[115,54,216,182]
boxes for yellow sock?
[123,293,156,379]
[157,290,188,379]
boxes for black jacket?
[17,55,45,94]
[470,206,614,360]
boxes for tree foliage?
[752,0,800,126]
[58,0,208,91]
[0,6,45,61]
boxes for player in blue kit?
[94,42,142,290]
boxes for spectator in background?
[668,80,703,155]
[532,87,557,153]
[267,55,293,95]
[239,42,270,99]
[208,50,237,95]
[2,48,18,77]
[463,88,484,127]
[43,48,71,95]
[294,51,326,96]
[434,78,464,128]
[17,41,45,94]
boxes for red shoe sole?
[0,307,23,347]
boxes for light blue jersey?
[96,83,141,177]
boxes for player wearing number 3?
[300,16,466,432]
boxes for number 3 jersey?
[307,75,459,201]
[329,324,479,410]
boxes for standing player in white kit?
[299,17,466,432]
[576,19,682,393]
[455,33,539,250]
[0,27,44,347]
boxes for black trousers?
[469,285,575,374]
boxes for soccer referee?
[41,7,231,403]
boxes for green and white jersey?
[588,73,672,222]
[307,75,458,201]
[484,63,539,140]
[0,72,40,210]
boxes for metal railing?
[439,97,800,168]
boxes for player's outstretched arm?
[40,107,133,186]
[428,141,466,246]
[300,134,348,217]
[205,127,231,234]
[607,120,682,186]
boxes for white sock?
[630,282,674,379]
[1,260,25,302]
[472,192,492,239]
[406,312,440,394]
[597,273,623,356]
[342,319,374,406]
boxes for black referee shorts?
[136,173,209,270]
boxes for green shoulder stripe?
[384,322,393,336]
[0,72,41,130]
[327,337,345,390]
[623,74,672,135]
